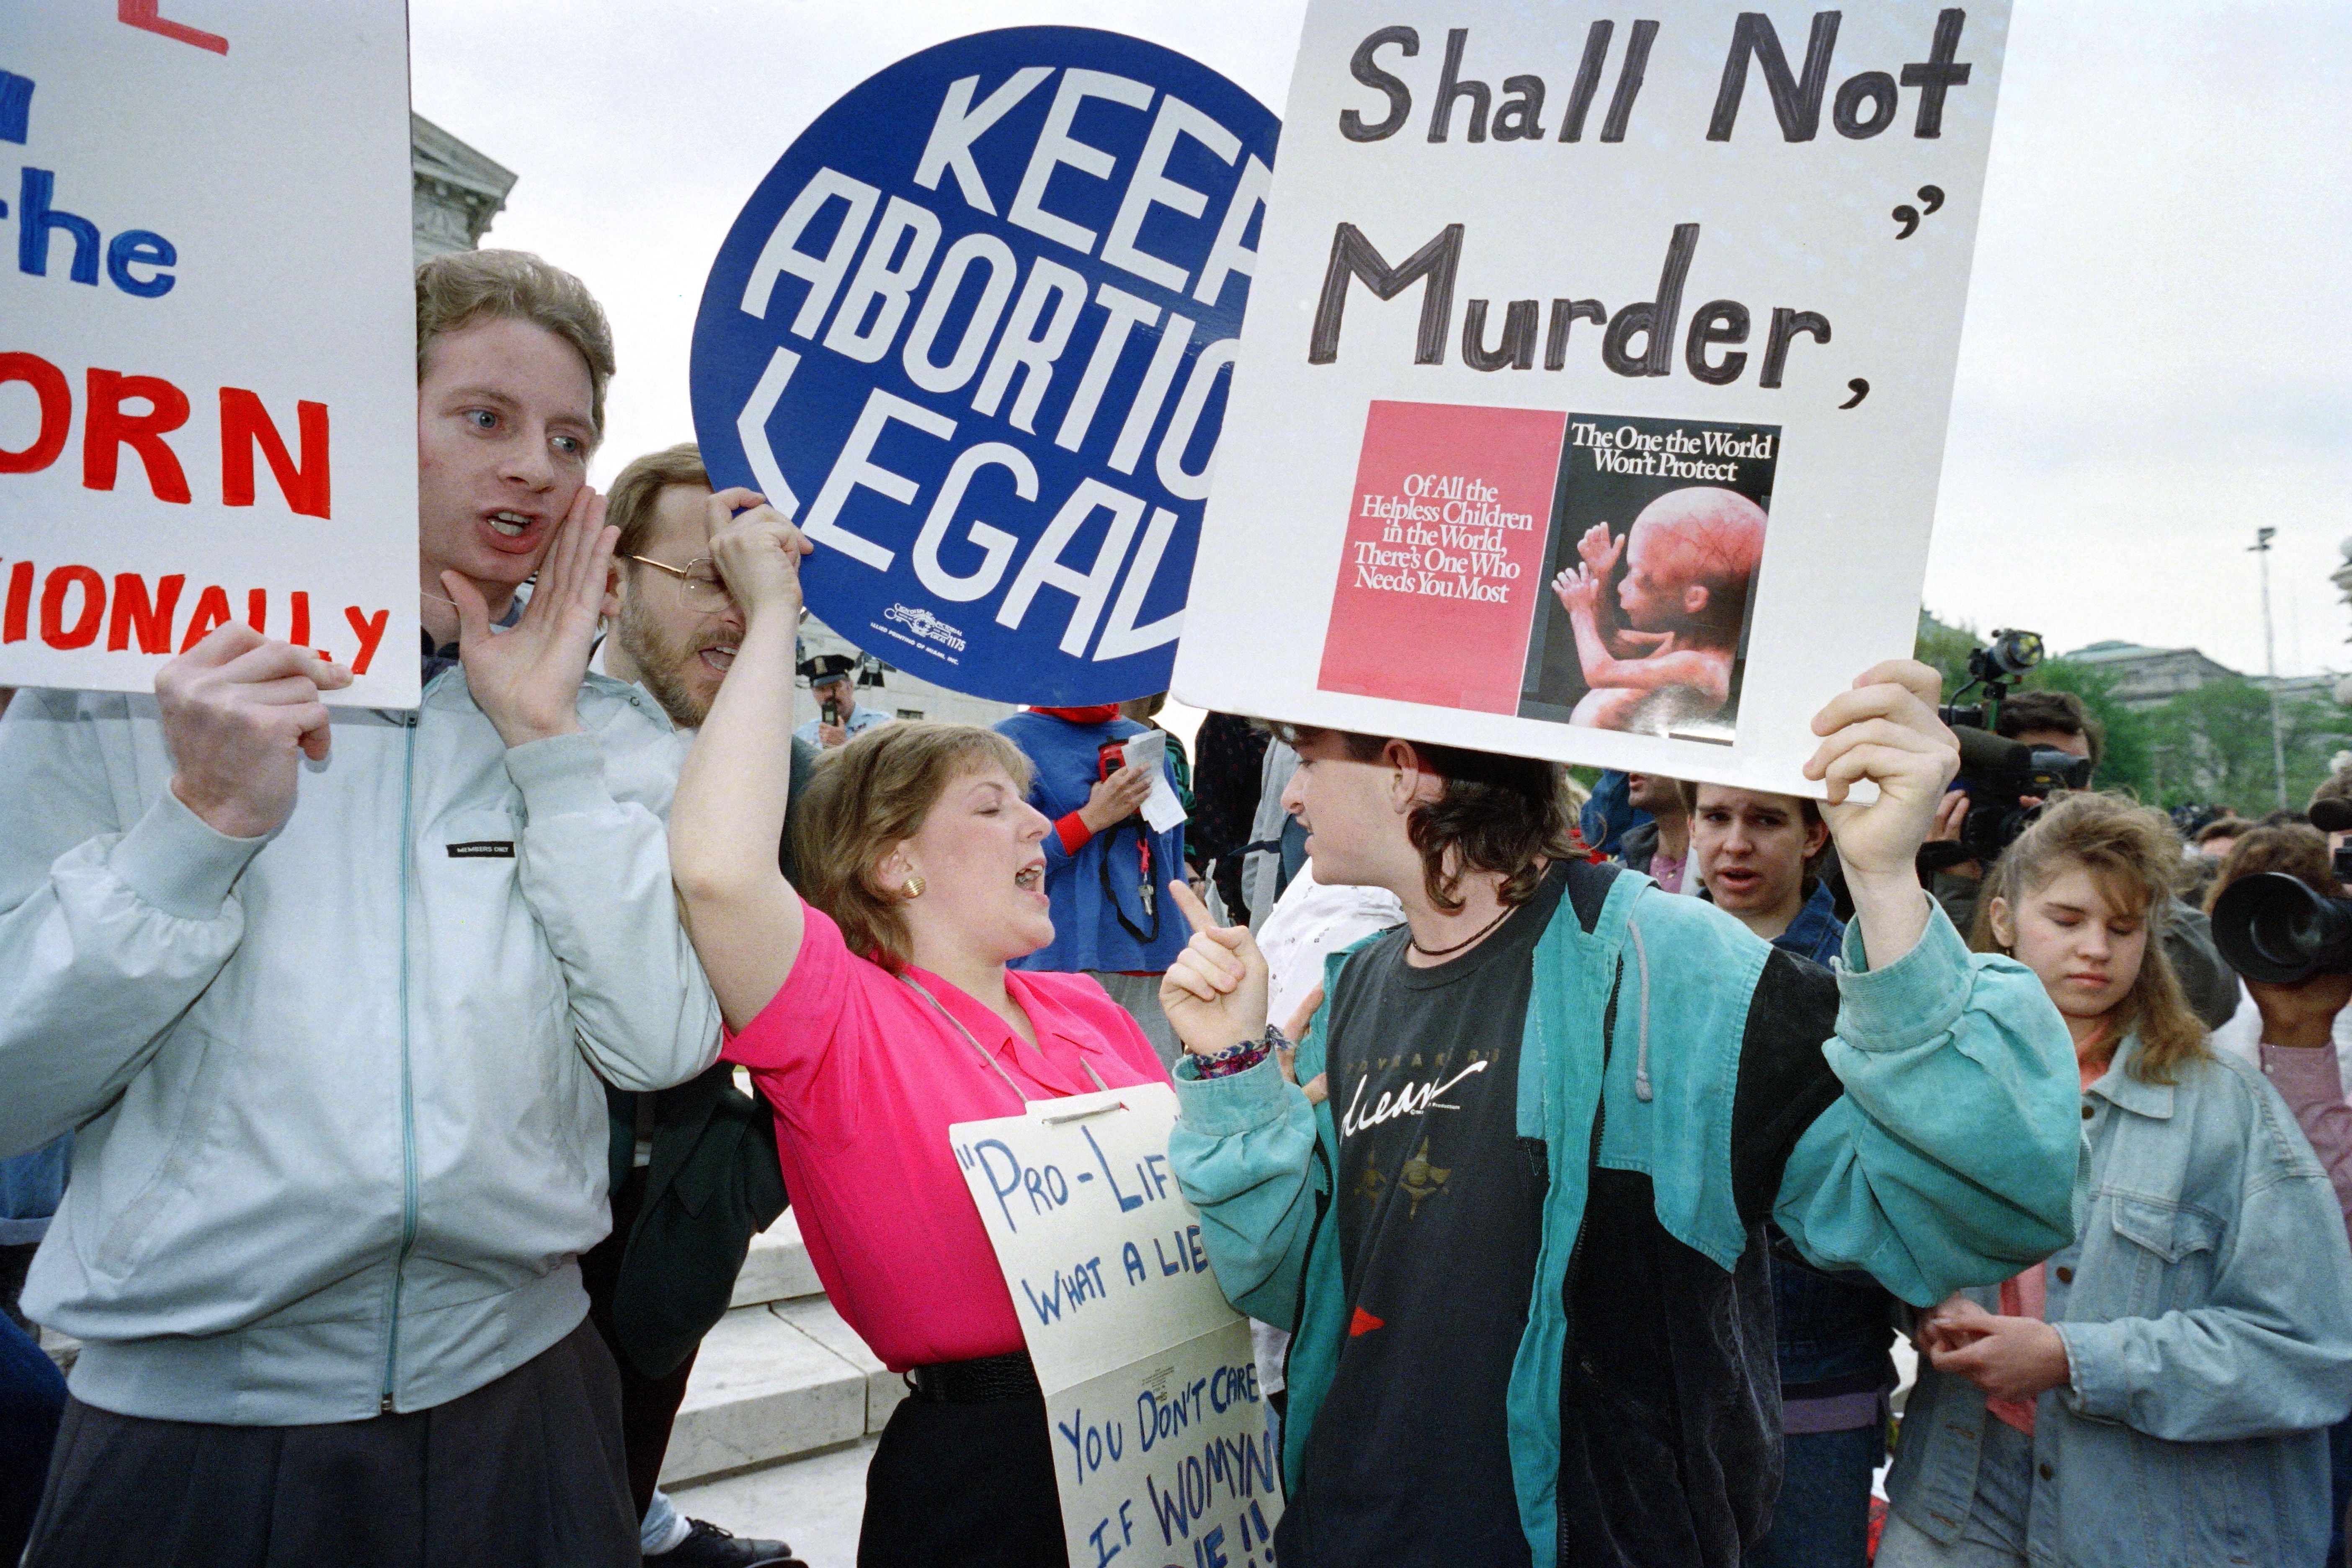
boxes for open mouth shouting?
[480,508,545,553]
[700,642,739,677]
[1015,860,1046,897]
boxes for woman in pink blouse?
[668,510,1171,1567]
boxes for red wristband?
[1054,812,1093,855]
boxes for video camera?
[2211,798,2352,983]
[1921,629,2094,871]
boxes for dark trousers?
[2330,1410,2352,1568]
[581,1162,701,1520]
[21,1317,635,1568]
[1746,1423,1885,1568]
[0,1311,66,1565]
[859,1392,1067,1568]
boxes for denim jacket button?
[2055,1265,2074,1284]
[2081,1104,2095,1120]
[2038,1461,2055,1480]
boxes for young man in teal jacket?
[1157,661,2083,1568]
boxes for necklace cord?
[899,973,1111,1109]
[1408,899,1518,960]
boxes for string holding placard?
[1042,1100,1128,1127]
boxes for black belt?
[905,1349,1041,1405]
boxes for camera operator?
[1929,689,2239,1029]
[2202,818,2352,1567]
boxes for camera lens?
[2252,897,2332,970]
[2213,872,2352,985]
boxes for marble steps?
[660,1212,905,1489]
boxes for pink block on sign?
[1317,400,1566,714]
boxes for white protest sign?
[1172,2,2010,793]
[1,5,420,705]
[952,1083,1283,1568]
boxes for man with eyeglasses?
[590,441,807,1568]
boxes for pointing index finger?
[1168,878,1217,937]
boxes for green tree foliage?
[2145,678,2349,815]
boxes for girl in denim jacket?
[1880,793,2352,1567]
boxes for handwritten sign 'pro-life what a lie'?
[952,1083,1281,1568]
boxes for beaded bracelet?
[1196,1024,1287,1080]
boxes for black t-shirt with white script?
[1281,863,1567,1568]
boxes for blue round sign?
[691,27,1279,706]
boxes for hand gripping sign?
[1,4,418,705]
[691,28,1278,707]
[952,1083,1283,1568]
[1172,1,2011,796]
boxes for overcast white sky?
[410,0,2352,681]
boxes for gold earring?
[902,875,926,899]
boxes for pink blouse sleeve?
[721,906,867,1129]
[2263,1042,2352,1251]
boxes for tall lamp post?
[2252,527,2288,810]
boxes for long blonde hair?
[791,722,1033,972]
[1971,792,2210,1083]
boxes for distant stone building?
[2062,641,2243,710]
[410,113,515,264]
[2063,639,2337,712]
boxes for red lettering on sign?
[108,571,185,653]
[344,606,390,674]
[0,353,71,474]
[119,0,228,55]
[180,582,231,650]
[41,565,105,650]
[4,560,31,642]
[220,388,330,519]
[84,369,192,503]
[5,558,389,674]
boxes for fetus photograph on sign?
[1317,402,1775,746]
[1520,413,1778,743]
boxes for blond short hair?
[607,443,709,562]
[415,249,616,438]
[792,722,1035,971]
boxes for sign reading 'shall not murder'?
[1173,2,2010,797]
[691,28,1277,707]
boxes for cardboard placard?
[1173,1,2012,792]
[0,5,420,705]
[952,1083,1283,1568]
[691,27,1278,707]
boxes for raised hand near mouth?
[451,484,615,748]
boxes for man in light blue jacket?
[0,250,720,1567]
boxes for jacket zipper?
[1287,1138,1336,1352]
[1555,958,1622,1557]
[1556,966,1621,1382]
[380,714,423,1414]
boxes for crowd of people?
[1,245,2350,1568]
